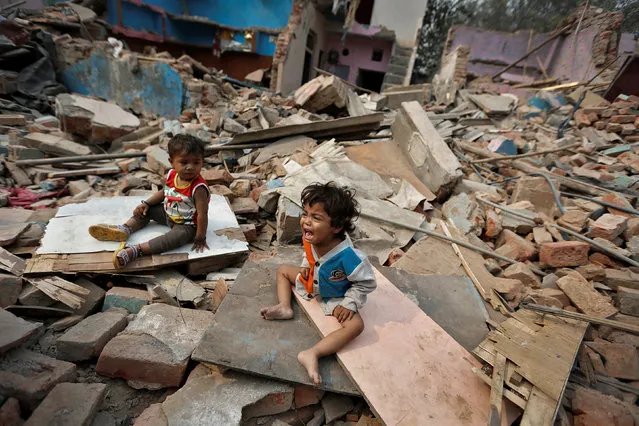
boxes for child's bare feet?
[298,349,321,385]
[260,304,294,320]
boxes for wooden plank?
[28,278,84,310]
[472,367,527,410]
[0,247,26,276]
[489,352,507,426]
[293,268,493,425]
[227,113,384,146]
[39,276,90,296]
[520,387,555,426]
[4,161,32,186]
[48,166,121,178]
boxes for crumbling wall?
[438,45,470,84]
[271,0,307,92]
[56,40,221,119]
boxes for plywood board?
[293,268,493,425]
[192,261,359,395]
[37,195,248,260]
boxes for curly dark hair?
[168,134,205,158]
[301,182,359,239]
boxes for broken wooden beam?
[15,151,145,167]
[522,304,639,335]
[48,166,121,178]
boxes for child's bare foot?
[298,349,321,385]
[260,304,294,320]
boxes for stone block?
[24,383,106,426]
[144,146,172,176]
[321,393,354,424]
[231,197,259,215]
[96,304,214,389]
[56,93,140,143]
[102,287,150,314]
[571,386,635,426]
[0,274,22,308]
[160,368,293,425]
[0,348,76,411]
[588,214,628,240]
[201,169,234,185]
[56,308,128,361]
[503,262,541,288]
[276,196,302,244]
[542,273,559,289]
[229,179,251,198]
[0,309,42,354]
[556,276,617,318]
[68,180,91,197]
[510,176,559,218]
[442,193,484,236]
[617,286,639,317]
[294,385,325,409]
[392,101,462,197]
[495,230,538,263]
[539,241,590,268]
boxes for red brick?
[601,193,636,218]
[201,169,234,185]
[539,241,590,267]
[294,385,324,408]
[572,386,634,426]
[587,340,639,380]
[485,210,503,238]
[594,121,608,130]
[386,247,405,266]
[240,224,258,242]
[503,262,541,288]
[250,184,266,202]
[588,214,627,241]
[610,115,636,124]
[589,252,622,269]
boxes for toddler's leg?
[260,265,298,320]
[114,224,196,268]
[89,204,162,242]
[298,314,364,385]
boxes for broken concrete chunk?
[0,274,22,308]
[294,75,348,112]
[294,385,325,409]
[231,197,259,215]
[442,193,484,236]
[201,169,234,185]
[392,101,462,197]
[495,230,537,263]
[56,308,128,361]
[161,367,293,425]
[223,117,247,134]
[557,210,589,232]
[539,241,590,268]
[0,308,42,354]
[145,146,172,176]
[20,132,91,157]
[96,304,214,389]
[229,179,251,198]
[588,214,628,240]
[56,93,140,143]
[556,276,617,318]
[276,196,302,244]
[0,348,77,411]
[510,176,559,218]
[503,262,541,288]
[24,382,107,426]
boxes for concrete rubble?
[0,2,638,425]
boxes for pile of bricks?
[575,94,639,142]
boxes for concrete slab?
[0,308,42,354]
[377,267,489,352]
[192,261,359,395]
[0,348,77,411]
[25,382,106,426]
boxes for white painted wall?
[371,0,428,46]
[279,3,326,95]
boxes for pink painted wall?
[323,32,392,84]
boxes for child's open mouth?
[303,230,313,240]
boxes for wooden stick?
[523,30,534,79]
[28,279,84,310]
[470,142,581,164]
[441,221,487,299]
[536,56,550,80]
[48,166,121,178]
[523,304,639,335]
[492,25,571,80]
[512,77,557,89]
[488,352,507,426]
[15,151,145,167]
[472,367,527,410]
[40,277,90,296]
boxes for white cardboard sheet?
[37,195,248,259]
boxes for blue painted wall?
[59,49,185,119]
[104,0,293,55]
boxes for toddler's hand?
[191,236,209,253]
[333,305,355,323]
[133,203,149,218]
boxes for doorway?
[302,30,317,84]
[357,68,385,92]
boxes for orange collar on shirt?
[299,239,315,294]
